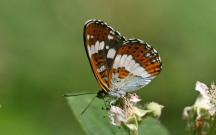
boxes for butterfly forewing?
[84,20,126,92]
[109,39,162,92]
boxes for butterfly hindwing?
[108,39,162,93]
[84,20,126,92]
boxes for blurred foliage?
[0,0,215,135]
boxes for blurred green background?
[0,0,216,135]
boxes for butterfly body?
[84,20,162,98]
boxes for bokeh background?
[0,0,216,135]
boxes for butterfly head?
[96,90,107,99]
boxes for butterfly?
[84,19,162,99]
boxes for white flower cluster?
[183,81,216,119]
[108,93,164,131]
[183,81,216,135]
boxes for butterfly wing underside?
[83,20,126,92]
[108,39,162,93]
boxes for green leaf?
[66,95,170,135]
[138,117,170,135]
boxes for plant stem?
[209,116,216,135]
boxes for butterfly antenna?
[63,92,96,97]
[81,96,97,115]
